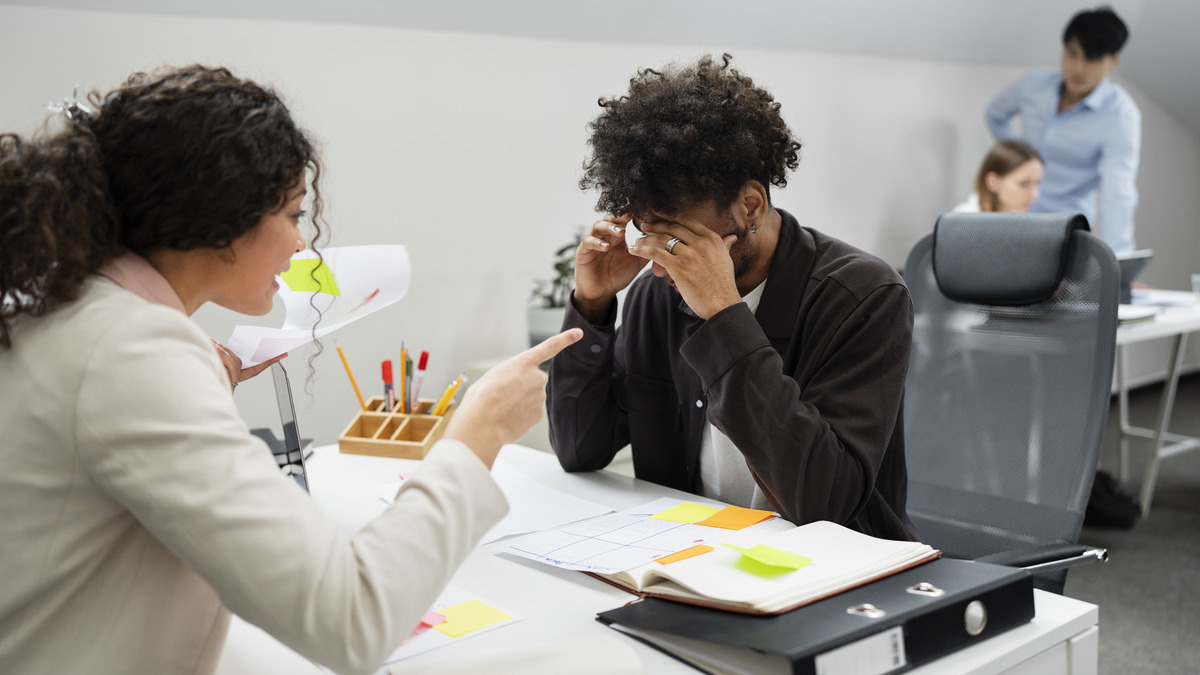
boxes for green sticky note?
[725,543,811,577]
[650,502,722,523]
[280,258,340,296]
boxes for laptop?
[249,361,312,492]
[1116,249,1153,305]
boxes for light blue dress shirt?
[987,69,1141,253]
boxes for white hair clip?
[45,84,93,121]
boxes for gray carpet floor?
[1064,373,1200,674]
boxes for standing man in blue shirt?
[986,6,1141,253]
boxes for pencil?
[431,374,465,416]
[336,341,368,410]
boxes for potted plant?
[528,231,583,347]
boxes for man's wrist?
[572,291,615,325]
[697,293,743,321]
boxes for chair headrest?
[932,212,1090,305]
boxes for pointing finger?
[525,328,584,364]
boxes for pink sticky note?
[401,610,447,644]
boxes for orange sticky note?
[656,544,715,565]
[650,502,722,523]
[696,505,777,530]
[433,600,512,638]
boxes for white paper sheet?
[388,632,644,675]
[375,455,614,544]
[227,245,411,367]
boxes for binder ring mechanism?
[846,603,886,619]
[906,581,944,597]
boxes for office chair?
[902,212,1117,593]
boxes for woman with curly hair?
[0,65,578,675]
[547,54,918,542]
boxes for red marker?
[411,351,429,410]
[381,360,395,412]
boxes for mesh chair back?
[903,213,1118,573]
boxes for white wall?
[3,4,1198,444]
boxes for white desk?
[1115,290,1200,514]
[216,445,1098,675]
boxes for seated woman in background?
[947,138,1141,528]
[0,65,579,675]
[952,139,1044,213]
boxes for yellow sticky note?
[650,502,722,523]
[656,544,715,565]
[280,258,340,295]
[432,599,512,638]
[725,543,812,577]
[696,505,777,530]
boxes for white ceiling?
[5,0,1198,136]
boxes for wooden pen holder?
[338,396,457,459]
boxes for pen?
[382,360,395,412]
[431,374,466,416]
[398,344,407,414]
[336,341,367,411]
[404,349,414,411]
[411,351,429,411]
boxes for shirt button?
[696,399,704,408]
[590,344,601,353]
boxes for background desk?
[216,445,1098,675]
[1116,290,1200,514]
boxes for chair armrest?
[976,544,1108,574]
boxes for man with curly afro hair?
[546,54,918,541]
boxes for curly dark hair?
[0,65,326,348]
[580,53,801,217]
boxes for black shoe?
[1085,470,1141,529]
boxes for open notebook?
[507,499,939,615]
[593,520,939,615]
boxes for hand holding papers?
[227,245,411,367]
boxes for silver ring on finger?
[665,237,680,254]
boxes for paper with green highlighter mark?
[227,245,410,367]
[280,257,340,295]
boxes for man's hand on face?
[572,212,647,324]
[628,215,742,320]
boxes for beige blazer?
[0,277,507,674]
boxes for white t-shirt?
[698,280,772,510]
[951,192,982,213]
